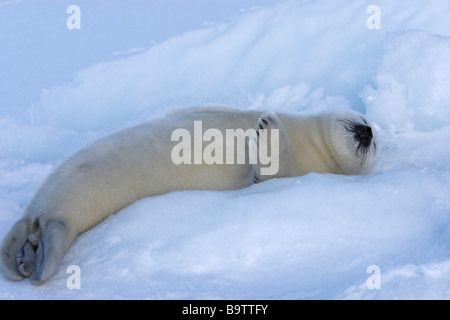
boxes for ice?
[1,0,450,299]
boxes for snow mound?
[32,0,450,132]
[341,260,450,300]
[363,31,450,133]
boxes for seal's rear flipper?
[0,219,30,281]
[30,219,75,285]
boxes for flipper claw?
[18,241,36,277]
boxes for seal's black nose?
[354,125,373,148]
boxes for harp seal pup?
[1,106,377,285]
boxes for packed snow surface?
[1,0,450,299]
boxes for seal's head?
[327,110,378,175]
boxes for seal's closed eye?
[336,114,377,170]
[354,125,373,149]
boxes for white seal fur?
[1,107,377,284]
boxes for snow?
[1,0,450,299]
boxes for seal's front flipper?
[30,219,75,285]
[250,112,292,183]
[0,219,30,281]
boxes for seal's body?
[1,107,377,284]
